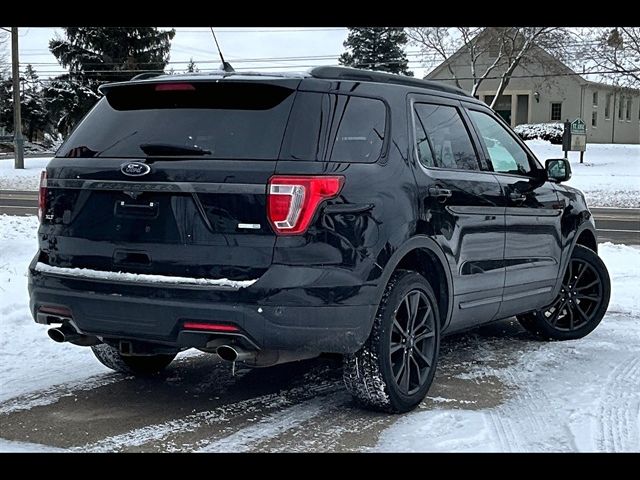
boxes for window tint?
[468,110,532,176]
[329,96,386,163]
[57,82,295,160]
[413,104,479,170]
[281,92,331,161]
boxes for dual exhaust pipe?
[215,344,317,368]
[48,323,99,347]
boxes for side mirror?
[545,158,572,183]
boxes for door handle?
[429,187,453,201]
[509,191,527,203]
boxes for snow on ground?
[0,157,51,191]
[0,143,639,208]
[0,438,66,453]
[374,242,640,452]
[0,215,109,404]
[526,140,640,208]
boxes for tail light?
[267,176,344,235]
[38,171,47,222]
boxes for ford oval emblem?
[121,162,151,177]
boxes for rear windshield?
[56,82,296,160]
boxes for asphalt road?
[0,320,515,452]
[1,190,638,245]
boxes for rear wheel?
[517,245,610,340]
[343,270,440,413]
[91,343,176,375]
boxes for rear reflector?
[38,170,47,222]
[38,305,72,317]
[183,322,239,332]
[267,176,344,235]
[154,83,195,91]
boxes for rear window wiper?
[139,143,211,156]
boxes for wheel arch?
[553,223,599,299]
[373,236,454,331]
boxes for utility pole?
[11,27,24,169]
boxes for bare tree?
[581,27,640,88]
[0,30,9,78]
[407,27,566,108]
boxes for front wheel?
[518,244,611,340]
[343,270,440,413]
[91,343,176,375]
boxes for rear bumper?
[28,256,377,354]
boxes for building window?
[605,93,612,119]
[619,96,624,120]
[626,99,632,121]
[593,91,598,106]
[551,102,562,121]
[592,110,598,128]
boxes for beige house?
[426,37,640,144]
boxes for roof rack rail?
[130,71,166,81]
[309,66,470,97]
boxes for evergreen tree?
[186,58,199,73]
[21,65,50,141]
[339,27,413,76]
[49,27,176,86]
[45,27,176,136]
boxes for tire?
[517,244,610,341]
[91,343,176,375]
[343,270,440,413]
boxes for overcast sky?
[13,27,431,79]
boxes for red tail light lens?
[38,170,47,222]
[267,176,344,235]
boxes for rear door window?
[413,103,480,171]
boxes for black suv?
[29,66,611,412]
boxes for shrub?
[514,123,564,144]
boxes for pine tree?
[49,27,176,86]
[21,65,50,141]
[186,58,199,73]
[45,27,176,136]
[339,27,413,76]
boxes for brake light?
[154,83,195,91]
[38,170,47,222]
[267,176,344,235]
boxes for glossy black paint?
[28,72,599,354]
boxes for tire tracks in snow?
[597,355,640,452]
[75,371,342,452]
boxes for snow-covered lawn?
[1,214,639,452]
[0,215,109,404]
[1,142,639,208]
[0,157,51,191]
[526,140,640,208]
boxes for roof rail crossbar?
[309,66,470,97]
